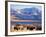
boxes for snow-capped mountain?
[11,7,42,20]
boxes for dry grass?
[10,24,41,32]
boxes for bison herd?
[12,24,38,31]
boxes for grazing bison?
[14,27,18,30]
[27,26,36,30]
[14,24,24,30]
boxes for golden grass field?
[10,24,41,32]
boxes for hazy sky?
[10,4,42,10]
